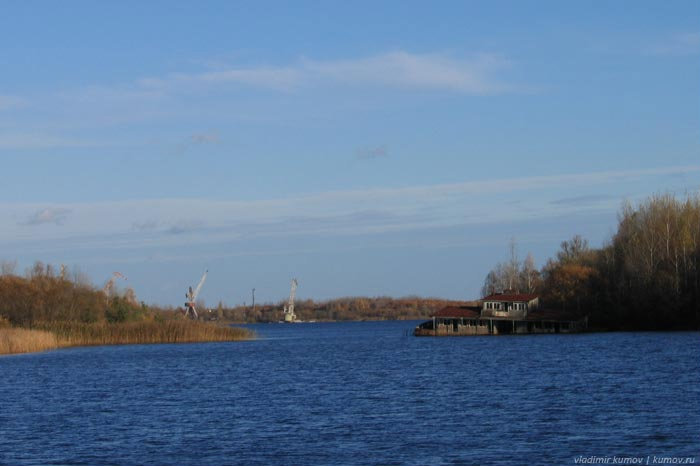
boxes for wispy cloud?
[138,51,513,95]
[648,32,700,56]
[0,51,516,141]
[304,52,511,94]
[165,220,205,235]
[3,165,698,248]
[173,131,221,156]
[132,220,160,232]
[356,145,389,160]
[550,194,616,206]
[22,207,71,226]
[190,132,220,144]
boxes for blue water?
[1,321,698,466]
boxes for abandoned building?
[414,292,588,336]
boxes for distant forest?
[0,261,470,326]
[209,297,475,324]
[1,193,698,330]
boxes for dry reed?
[0,321,253,355]
[0,328,61,354]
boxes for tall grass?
[0,321,253,355]
[0,328,61,354]
[41,321,252,346]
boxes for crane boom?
[283,278,298,322]
[287,278,297,313]
[193,270,208,301]
[184,269,208,320]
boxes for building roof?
[482,293,538,302]
[433,306,481,319]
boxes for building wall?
[433,320,496,336]
[415,316,587,336]
[425,321,492,336]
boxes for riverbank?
[0,321,254,355]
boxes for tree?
[521,252,541,293]
[542,261,596,312]
[557,235,590,264]
[481,239,542,296]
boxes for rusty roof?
[433,306,481,318]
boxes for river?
[1,321,698,465]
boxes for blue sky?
[1,1,699,306]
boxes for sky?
[1,1,699,307]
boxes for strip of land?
[0,321,252,355]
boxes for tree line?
[0,260,471,326]
[481,193,700,330]
[207,296,475,323]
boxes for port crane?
[283,278,298,323]
[184,270,207,319]
[103,272,127,297]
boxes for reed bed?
[0,321,253,355]
[0,328,61,354]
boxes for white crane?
[283,278,298,323]
[184,270,207,319]
[103,272,127,297]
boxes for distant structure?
[184,270,208,319]
[415,291,587,336]
[103,272,127,297]
[282,278,298,323]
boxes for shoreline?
[220,319,699,332]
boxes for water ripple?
[1,323,698,466]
